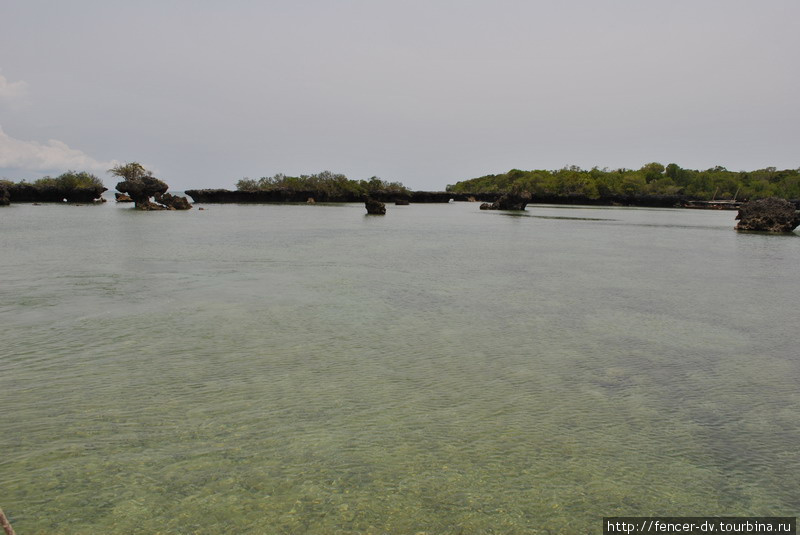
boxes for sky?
[1,0,798,191]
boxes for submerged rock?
[735,197,800,233]
[479,191,532,210]
[365,198,386,215]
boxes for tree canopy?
[236,171,408,196]
[108,162,151,182]
[446,164,800,200]
[2,170,104,190]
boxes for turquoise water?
[1,200,798,534]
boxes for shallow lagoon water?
[1,200,798,534]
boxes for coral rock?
[365,198,386,215]
[480,191,532,210]
[735,197,800,233]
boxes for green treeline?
[446,164,800,200]
[1,170,105,190]
[237,171,408,196]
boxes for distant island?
[4,164,800,209]
[183,165,800,208]
[446,163,800,202]
[1,171,107,203]
[187,171,455,203]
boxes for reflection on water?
[1,202,798,534]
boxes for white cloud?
[0,125,117,173]
[0,72,28,102]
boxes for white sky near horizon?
[1,0,798,191]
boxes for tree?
[108,162,150,182]
[640,162,665,183]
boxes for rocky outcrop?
[395,199,410,205]
[4,183,107,203]
[116,176,190,210]
[365,198,386,215]
[479,191,532,210]
[407,191,451,203]
[185,189,451,204]
[735,197,800,233]
[0,184,9,206]
[115,192,133,202]
[182,188,727,209]
[155,192,192,210]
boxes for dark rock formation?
[735,197,800,233]
[407,191,451,203]
[116,176,168,209]
[155,192,192,210]
[365,198,386,215]
[5,183,107,203]
[395,199,410,205]
[116,176,190,210]
[186,189,445,204]
[479,191,532,210]
[0,184,9,206]
[115,192,134,202]
[183,188,715,209]
[186,188,337,203]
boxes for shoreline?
[184,188,758,209]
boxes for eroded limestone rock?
[735,197,800,233]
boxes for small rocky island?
[365,198,386,215]
[735,197,800,233]
[1,171,107,204]
[480,191,532,210]
[112,163,191,210]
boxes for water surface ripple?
[1,202,798,534]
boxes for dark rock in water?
[395,199,410,205]
[0,185,9,206]
[5,183,107,203]
[735,197,800,233]
[480,191,532,210]
[365,198,386,215]
[155,192,192,210]
[115,192,134,202]
[116,176,191,211]
[307,197,315,204]
[116,176,169,210]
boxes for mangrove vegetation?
[236,171,409,197]
[446,164,800,200]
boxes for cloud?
[0,125,117,173]
[0,72,28,102]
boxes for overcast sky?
[1,0,798,191]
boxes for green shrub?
[33,171,104,189]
